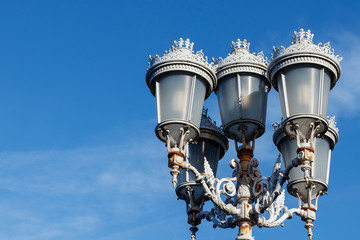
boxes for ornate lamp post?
[145,29,342,240]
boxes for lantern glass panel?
[177,139,222,205]
[275,130,332,199]
[276,64,331,119]
[179,139,221,184]
[216,73,268,139]
[156,71,207,127]
[313,139,331,183]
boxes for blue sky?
[0,0,359,239]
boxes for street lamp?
[146,38,217,187]
[268,29,341,237]
[273,116,339,202]
[268,29,341,147]
[215,39,270,144]
[145,29,342,240]
[176,109,229,238]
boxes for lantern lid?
[272,122,284,150]
[199,109,229,158]
[268,28,342,91]
[325,116,339,149]
[146,38,217,98]
[215,39,270,84]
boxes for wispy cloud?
[329,31,360,117]
[0,130,177,240]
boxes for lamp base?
[155,120,199,146]
[223,119,265,143]
[282,114,328,147]
[287,179,327,200]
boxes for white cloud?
[0,138,170,195]
[329,31,360,117]
[0,203,100,240]
[0,131,177,239]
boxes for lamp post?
[145,29,342,240]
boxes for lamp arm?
[257,206,306,228]
[184,161,241,216]
[252,157,299,214]
[255,186,306,228]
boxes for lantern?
[146,38,216,149]
[273,117,339,201]
[215,39,270,143]
[176,109,229,207]
[268,29,342,144]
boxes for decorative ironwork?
[215,39,269,69]
[271,29,342,63]
[180,149,317,240]
[148,38,216,71]
[327,116,339,133]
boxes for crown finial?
[215,39,269,72]
[291,28,314,45]
[147,38,215,71]
[327,116,339,133]
[271,28,342,64]
[172,38,194,51]
[230,39,251,52]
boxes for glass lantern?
[268,29,342,141]
[273,117,339,201]
[215,39,270,142]
[176,110,229,207]
[146,38,217,148]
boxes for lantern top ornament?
[271,29,342,63]
[269,28,342,90]
[326,116,339,149]
[146,38,217,98]
[327,116,339,133]
[215,39,269,79]
[147,38,216,71]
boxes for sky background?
[0,0,359,240]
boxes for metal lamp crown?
[230,39,251,52]
[148,38,216,71]
[215,39,269,72]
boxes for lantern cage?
[273,116,339,201]
[176,109,229,207]
[146,38,217,149]
[268,29,342,144]
[215,39,270,143]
